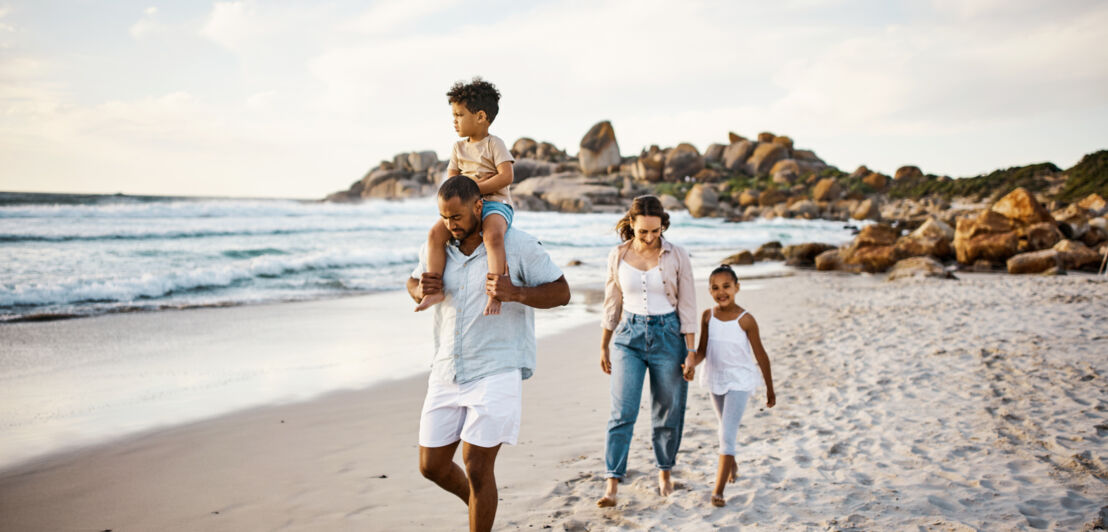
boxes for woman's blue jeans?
[605,311,688,479]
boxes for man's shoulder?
[505,228,542,249]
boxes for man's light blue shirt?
[411,228,564,385]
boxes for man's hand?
[485,273,519,303]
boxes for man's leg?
[418,441,469,504]
[462,442,501,532]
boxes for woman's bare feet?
[414,292,445,312]
[658,470,674,497]
[711,494,726,507]
[483,295,501,316]
[596,478,618,507]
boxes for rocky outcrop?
[862,172,888,192]
[746,143,789,175]
[722,250,754,265]
[659,194,685,212]
[754,241,784,261]
[723,140,755,172]
[895,166,923,180]
[511,173,620,213]
[841,224,902,273]
[579,121,621,176]
[952,187,1059,265]
[811,178,842,202]
[894,217,954,259]
[511,138,568,162]
[784,242,835,267]
[991,187,1052,226]
[851,198,881,221]
[1052,239,1103,270]
[758,189,788,207]
[631,146,665,183]
[664,143,705,182]
[324,151,442,202]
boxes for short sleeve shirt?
[411,228,564,384]
[447,134,515,205]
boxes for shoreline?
[1,272,1105,530]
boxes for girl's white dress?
[699,309,763,394]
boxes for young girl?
[682,264,776,507]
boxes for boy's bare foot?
[596,479,618,507]
[658,471,674,497]
[728,462,738,483]
[711,494,726,507]
[483,295,501,316]
[415,292,444,312]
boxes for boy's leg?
[481,213,508,316]
[415,222,451,312]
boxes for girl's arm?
[741,314,776,408]
[476,162,513,195]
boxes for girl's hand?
[600,347,612,375]
[766,390,776,408]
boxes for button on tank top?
[699,309,762,394]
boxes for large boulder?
[685,184,720,218]
[1019,222,1064,252]
[851,198,881,221]
[704,143,726,164]
[841,224,902,273]
[850,165,870,179]
[408,151,438,172]
[722,250,755,266]
[754,241,784,261]
[738,189,760,207]
[1052,204,1091,240]
[758,189,788,207]
[894,166,923,180]
[757,132,776,143]
[784,242,835,267]
[511,138,538,158]
[811,178,843,202]
[664,143,705,182]
[887,256,951,281]
[511,173,620,213]
[862,172,888,191]
[990,187,1053,225]
[659,194,685,212]
[895,217,954,259]
[722,140,755,172]
[814,249,858,272]
[578,121,621,176]
[631,147,665,183]
[787,199,819,219]
[953,210,1020,264]
[746,142,789,175]
[1052,239,1103,270]
[513,158,558,181]
[728,132,746,144]
[1007,249,1062,274]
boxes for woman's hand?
[600,347,612,375]
[681,353,696,381]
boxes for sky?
[1,0,1106,199]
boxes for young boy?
[415,77,515,316]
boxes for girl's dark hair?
[615,195,670,242]
[711,264,738,282]
[447,77,501,123]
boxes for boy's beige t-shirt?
[447,134,515,205]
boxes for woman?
[597,195,697,507]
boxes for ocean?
[0,191,860,468]
[0,191,859,322]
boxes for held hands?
[485,273,518,303]
[681,352,697,382]
[418,272,443,299]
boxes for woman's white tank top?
[618,261,675,316]
[699,309,762,394]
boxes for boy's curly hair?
[447,77,501,123]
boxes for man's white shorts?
[418,369,522,448]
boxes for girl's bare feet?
[728,461,738,483]
[483,295,501,316]
[711,494,726,507]
[415,292,444,312]
[658,470,674,496]
[596,478,618,507]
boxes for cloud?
[129,6,165,40]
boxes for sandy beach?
[1,272,1106,531]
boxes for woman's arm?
[600,327,614,374]
[741,314,775,407]
[674,245,697,335]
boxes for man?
[407,175,571,532]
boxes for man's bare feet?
[658,470,674,497]
[728,461,738,483]
[596,478,618,508]
[414,292,444,312]
[483,295,501,316]
[711,494,726,507]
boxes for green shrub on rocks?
[888,162,1060,201]
[1055,150,1108,204]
